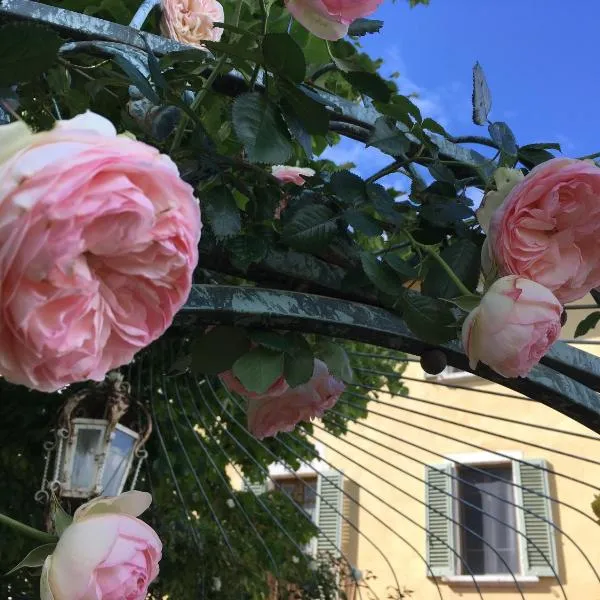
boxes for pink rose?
[285,0,383,40]
[488,158,600,303]
[247,359,345,439]
[462,276,562,378]
[40,491,162,600]
[219,369,289,400]
[0,112,200,392]
[160,0,224,47]
[271,165,316,186]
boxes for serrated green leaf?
[366,183,405,225]
[249,331,294,353]
[420,198,473,227]
[0,23,62,86]
[204,187,241,239]
[6,543,56,575]
[263,33,306,84]
[191,326,251,375]
[422,117,449,137]
[232,348,285,394]
[367,117,410,156]
[283,334,314,387]
[348,18,384,36]
[344,209,382,236]
[375,95,421,126]
[422,239,480,299]
[360,253,406,295]
[281,84,330,136]
[441,295,481,312]
[113,54,159,104]
[395,291,457,344]
[472,61,492,126]
[343,71,391,102]
[281,205,338,251]
[50,494,72,537]
[232,93,292,164]
[575,312,600,338]
[488,121,518,158]
[330,170,367,205]
[315,341,353,383]
[427,161,456,184]
[384,253,418,280]
[203,40,262,64]
[226,235,268,271]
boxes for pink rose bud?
[40,492,162,600]
[462,276,562,378]
[285,0,383,40]
[271,165,316,186]
[0,112,201,392]
[247,359,345,439]
[160,0,224,47]
[488,158,600,303]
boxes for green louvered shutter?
[425,464,456,577]
[316,471,344,558]
[516,459,558,577]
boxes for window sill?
[441,575,540,586]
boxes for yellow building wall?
[316,296,600,599]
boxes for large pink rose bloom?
[247,359,345,439]
[40,492,162,600]
[0,112,200,392]
[160,0,224,47]
[462,276,562,379]
[286,0,382,40]
[488,158,600,304]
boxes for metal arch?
[175,284,600,433]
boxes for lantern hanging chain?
[34,439,56,504]
[129,449,148,491]
[48,429,68,493]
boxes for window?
[275,476,318,522]
[425,455,558,583]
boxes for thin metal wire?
[164,347,282,579]
[300,423,567,597]
[316,406,600,583]
[346,386,600,493]
[344,388,600,466]
[218,388,450,600]
[350,383,600,441]
[199,377,384,600]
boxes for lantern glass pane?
[101,428,136,496]
[71,427,103,491]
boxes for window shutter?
[316,471,344,558]
[515,459,558,577]
[425,464,456,577]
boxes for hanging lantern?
[35,372,152,504]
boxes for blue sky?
[324,0,600,191]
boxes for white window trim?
[443,451,536,584]
[424,367,477,382]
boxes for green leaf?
[344,209,382,236]
[232,347,285,394]
[360,253,406,295]
[315,341,353,383]
[518,147,555,168]
[422,239,480,298]
[232,93,293,164]
[330,170,367,205]
[191,326,251,375]
[112,54,159,104]
[384,253,418,280]
[441,295,481,312]
[420,198,473,227]
[283,333,314,387]
[226,235,268,271]
[488,121,518,158]
[6,543,56,575]
[0,23,62,86]
[203,40,262,64]
[328,40,368,73]
[422,117,450,137]
[50,494,72,537]
[249,331,295,353]
[367,183,405,225]
[280,84,330,136]
[520,142,561,152]
[395,290,457,344]
[263,33,306,84]
[575,312,600,338]
[343,71,391,102]
[367,117,410,156]
[281,205,338,251]
[472,61,492,126]
[204,187,241,239]
[375,95,422,126]
[348,18,384,36]
[427,161,456,184]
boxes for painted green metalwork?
[176,285,600,433]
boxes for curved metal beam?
[175,284,600,433]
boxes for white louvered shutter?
[316,471,344,558]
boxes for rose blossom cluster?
[0,112,201,392]
[220,358,345,439]
[464,158,600,378]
